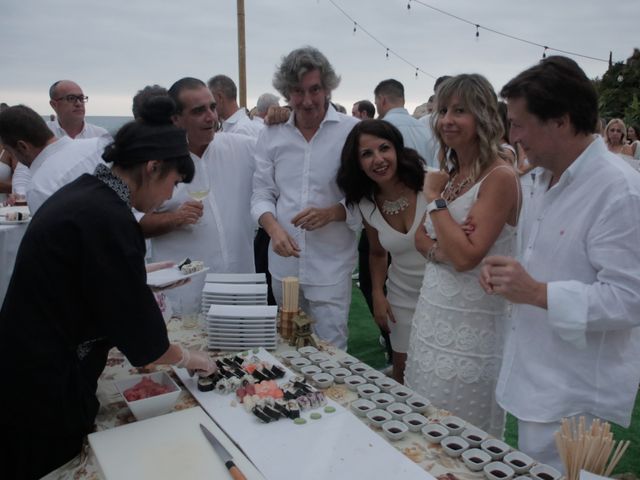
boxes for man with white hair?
[251,46,359,349]
[253,93,280,124]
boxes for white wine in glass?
[187,189,210,201]
[186,160,211,223]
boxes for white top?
[358,194,427,308]
[46,119,112,141]
[150,132,256,274]
[14,120,113,197]
[11,163,30,196]
[496,136,640,427]
[222,109,263,137]
[384,108,438,169]
[251,105,360,285]
[27,137,107,214]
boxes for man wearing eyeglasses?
[46,80,111,141]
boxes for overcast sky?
[2,0,638,116]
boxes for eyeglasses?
[55,95,89,103]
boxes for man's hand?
[174,200,203,227]
[264,106,291,126]
[291,206,337,231]
[269,222,301,258]
[480,255,547,308]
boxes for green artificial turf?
[347,281,640,476]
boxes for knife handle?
[225,460,247,480]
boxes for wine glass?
[186,160,210,224]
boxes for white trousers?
[272,277,352,350]
[518,412,598,472]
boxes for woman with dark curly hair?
[337,119,426,382]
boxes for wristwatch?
[426,198,447,214]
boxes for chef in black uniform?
[0,98,216,479]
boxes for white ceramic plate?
[146,266,209,288]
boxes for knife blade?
[199,423,247,480]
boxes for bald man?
[46,80,111,140]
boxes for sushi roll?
[197,377,215,392]
[262,405,281,421]
[287,400,301,418]
[297,395,311,411]
[270,365,286,379]
[252,406,272,423]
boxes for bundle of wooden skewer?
[279,276,300,339]
[555,417,630,480]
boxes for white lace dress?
[404,176,516,438]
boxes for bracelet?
[426,242,439,263]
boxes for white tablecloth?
[0,223,28,305]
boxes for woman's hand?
[372,293,395,333]
[423,170,450,202]
[414,220,435,257]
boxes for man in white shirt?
[481,56,640,470]
[141,78,256,314]
[46,80,111,141]
[0,105,106,214]
[251,46,359,349]
[12,80,113,199]
[207,75,263,137]
[374,78,437,168]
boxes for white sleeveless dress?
[404,170,516,437]
[358,194,428,353]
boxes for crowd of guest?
[1,47,640,477]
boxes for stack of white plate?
[206,304,278,350]
[205,272,266,284]
[201,282,268,314]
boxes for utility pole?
[237,0,247,108]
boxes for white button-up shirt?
[222,109,263,138]
[149,132,256,275]
[27,137,107,214]
[384,107,437,168]
[46,119,112,141]
[251,105,360,285]
[496,136,640,427]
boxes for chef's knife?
[199,423,247,480]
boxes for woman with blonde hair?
[605,118,634,156]
[404,74,520,437]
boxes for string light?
[386,48,389,59]
[353,22,357,34]
[326,0,437,79]
[543,46,548,59]
[409,0,608,63]
[475,24,479,40]
[415,68,419,79]
[407,0,411,10]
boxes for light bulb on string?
[353,22,357,35]
[542,47,548,59]
[475,25,480,41]
[415,68,419,79]
[386,48,389,59]
[407,0,411,10]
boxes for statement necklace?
[381,196,410,215]
[442,172,474,202]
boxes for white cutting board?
[88,406,265,480]
[176,349,434,480]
